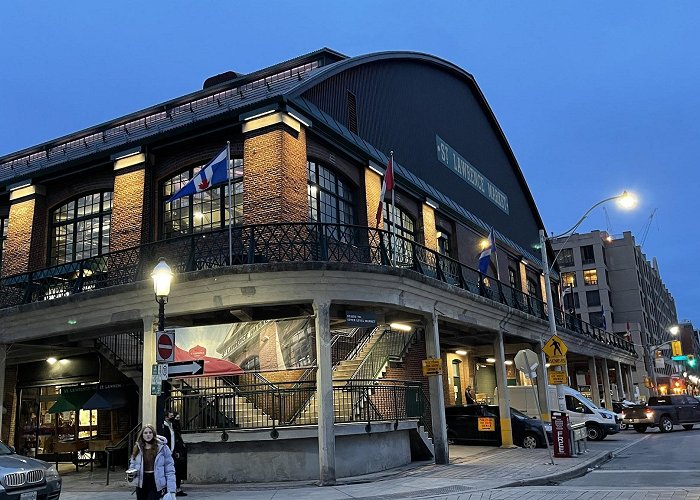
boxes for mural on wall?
[174,317,315,375]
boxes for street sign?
[547,356,567,366]
[655,357,665,369]
[167,360,205,377]
[672,355,688,361]
[548,370,568,385]
[671,340,683,357]
[543,335,568,358]
[514,349,539,379]
[422,358,443,376]
[156,330,175,363]
[345,310,377,327]
[478,417,496,431]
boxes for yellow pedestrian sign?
[543,335,568,358]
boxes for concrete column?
[0,345,6,441]
[533,342,551,422]
[141,316,157,426]
[615,361,626,400]
[626,365,636,401]
[588,357,601,407]
[314,300,336,485]
[601,358,612,409]
[493,332,514,447]
[425,312,448,464]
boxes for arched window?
[50,191,112,265]
[162,159,243,239]
[0,215,8,275]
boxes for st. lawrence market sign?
[435,135,509,214]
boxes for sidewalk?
[59,432,645,499]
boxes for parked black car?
[0,441,61,499]
[446,404,552,448]
[612,400,637,430]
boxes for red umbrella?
[174,345,244,376]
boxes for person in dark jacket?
[464,386,476,405]
[163,412,188,496]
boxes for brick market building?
[0,49,637,483]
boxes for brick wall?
[422,204,438,251]
[364,168,382,229]
[243,125,307,225]
[382,333,432,408]
[111,165,146,251]
[4,194,47,275]
[2,365,18,446]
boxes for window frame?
[49,191,113,266]
[161,158,244,239]
[306,160,356,228]
[382,203,416,267]
[557,248,574,267]
[583,269,598,286]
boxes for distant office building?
[552,230,678,400]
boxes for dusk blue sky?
[1,2,697,320]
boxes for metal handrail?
[0,222,636,355]
[105,421,142,485]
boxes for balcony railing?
[0,222,636,354]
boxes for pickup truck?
[623,395,700,433]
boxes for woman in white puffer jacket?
[129,424,177,500]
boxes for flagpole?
[226,141,233,266]
[390,151,396,264]
[492,228,501,281]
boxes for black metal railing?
[330,327,375,366]
[0,222,635,354]
[96,330,144,367]
[350,328,418,382]
[165,378,430,434]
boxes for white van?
[495,384,620,441]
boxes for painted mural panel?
[173,318,315,375]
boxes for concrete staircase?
[294,327,395,425]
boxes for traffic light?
[688,354,697,368]
[672,340,683,357]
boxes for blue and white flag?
[478,228,496,275]
[168,147,229,203]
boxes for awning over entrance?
[82,386,131,410]
[48,386,96,413]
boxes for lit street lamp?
[540,191,637,410]
[152,257,173,331]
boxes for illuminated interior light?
[389,323,412,332]
[455,350,468,356]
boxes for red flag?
[375,156,394,227]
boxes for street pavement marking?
[592,469,700,473]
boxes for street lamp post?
[643,330,679,397]
[540,191,637,411]
[152,258,173,331]
[151,258,173,426]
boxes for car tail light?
[621,411,625,418]
[644,409,654,417]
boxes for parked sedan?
[0,441,61,500]
[446,404,552,448]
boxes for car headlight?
[599,412,613,419]
[543,423,552,432]
[45,465,60,480]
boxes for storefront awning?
[48,387,96,413]
[82,387,131,410]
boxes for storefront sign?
[478,417,496,431]
[345,311,377,327]
[435,135,509,214]
[551,411,571,458]
[422,358,443,376]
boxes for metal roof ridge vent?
[203,71,243,90]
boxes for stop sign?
[156,330,175,362]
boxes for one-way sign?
[167,360,205,378]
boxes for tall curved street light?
[540,191,637,410]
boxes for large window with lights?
[0,216,7,275]
[162,159,243,239]
[50,192,112,266]
[381,203,415,266]
[307,161,356,242]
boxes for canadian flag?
[375,156,395,227]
